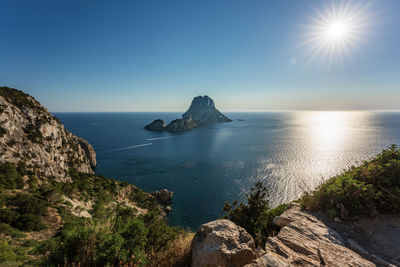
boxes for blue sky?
[1,0,399,111]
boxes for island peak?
[145,95,231,132]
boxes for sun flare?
[301,2,370,65]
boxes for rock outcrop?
[182,95,231,124]
[165,116,200,132]
[191,219,257,267]
[145,119,166,131]
[264,203,376,267]
[152,189,173,204]
[145,95,231,132]
[0,87,96,182]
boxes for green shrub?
[23,123,43,143]
[300,144,400,218]
[0,209,19,224]
[10,193,48,216]
[0,239,17,263]
[36,218,148,266]
[223,181,287,246]
[0,223,25,238]
[0,162,23,190]
[14,214,46,231]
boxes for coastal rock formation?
[165,116,200,132]
[182,95,232,124]
[145,95,231,132]
[152,189,173,204]
[0,87,96,182]
[145,119,166,131]
[264,203,376,267]
[191,219,257,267]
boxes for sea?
[55,111,400,230]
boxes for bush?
[0,239,17,263]
[223,182,287,246]
[0,209,19,224]
[0,162,24,190]
[13,214,46,231]
[300,144,400,218]
[0,223,25,238]
[23,123,43,143]
[36,218,148,266]
[10,193,48,216]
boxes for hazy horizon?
[1,0,400,112]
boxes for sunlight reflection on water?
[56,111,400,229]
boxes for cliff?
[182,95,231,124]
[145,95,231,132]
[0,87,182,266]
[0,87,96,182]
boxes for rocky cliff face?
[164,115,200,132]
[182,95,231,124]
[145,95,231,132]
[0,87,96,182]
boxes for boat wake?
[103,143,153,152]
[146,136,173,141]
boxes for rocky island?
[145,95,232,132]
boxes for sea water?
[55,111,400,230]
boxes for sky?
[0,0,399,112]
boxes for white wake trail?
[105,143,152,152]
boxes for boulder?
[244,252,291,267]
[152,189,173,204]
[191,219,257,267]
[264,203,375,267]
[144,119,166,131]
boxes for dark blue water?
[55,111,400,230]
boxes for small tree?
[223,181,286,246]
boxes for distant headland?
[145,95,232,132]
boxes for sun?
[326,21,348,40]
[300,1,370,65]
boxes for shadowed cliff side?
[145,95,231,132]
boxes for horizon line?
[51,109,400,113]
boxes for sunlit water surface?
[56,111,400,230]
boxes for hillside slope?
[0,87,188,266]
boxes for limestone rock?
[144,119,166,131]
[264,203,376,267]
[0,86,96,182]
[191,219,257,267]
[244,252,291,267]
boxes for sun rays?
[300,1,370,66]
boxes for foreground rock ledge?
[264,203,376,267]
[191,219,257,267]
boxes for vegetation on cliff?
[0,162,188,266]
[223,182,287,246]
[223,145,400,248]
[300,144,400,219]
